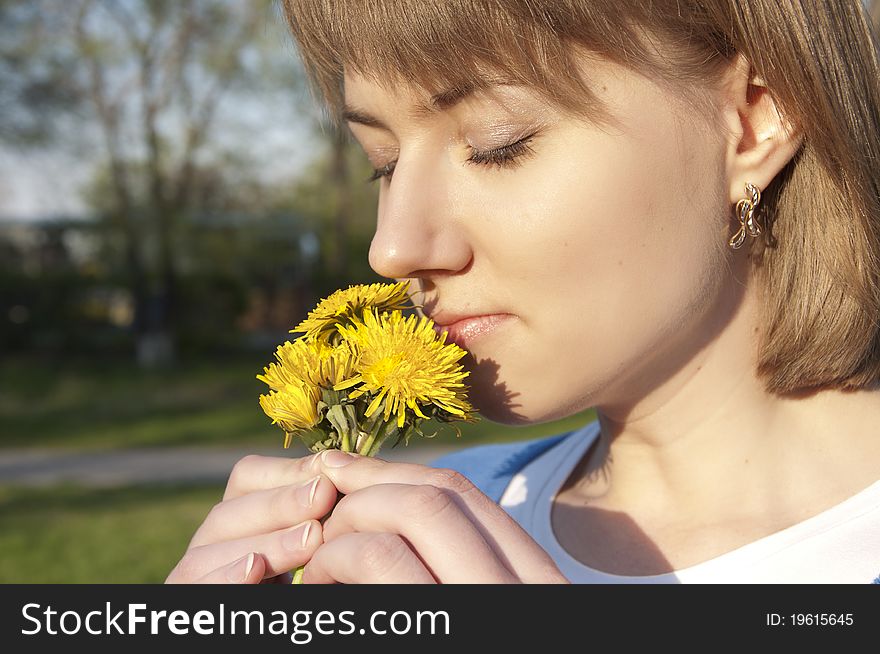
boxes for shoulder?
[429,429,577,502]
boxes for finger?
[263,571,294,584]
[322,483,516,583]
[303,533,436,584]
[223,453,319,501]
[189,474,335,547]
[166,519,321,583]
[314,451,566,582]
[187,552,267,585]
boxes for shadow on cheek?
[462,353,530,425]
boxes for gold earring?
[728,182,762,250]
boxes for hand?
[301,450,570,584]
[165,452,334,584]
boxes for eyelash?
[365,134,538,184]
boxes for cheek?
[471,123,724,316]
[460,121,727,420]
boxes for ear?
[721,54,803,204]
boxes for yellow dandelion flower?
[319,342,359,388]
[333,309,475,428]
[258,338,357,391]
[290,281,414,342]
[257,338,359,445]
[258,381,321,434]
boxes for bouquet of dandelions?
[257,280,478,583]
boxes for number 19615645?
[765,613,854,626]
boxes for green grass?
[0,356,272,451]
[0,356,596,452]
[0,483,223,583]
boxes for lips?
[429,313,513,348]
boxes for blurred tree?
[71,0,285,366]
[0,0,82,145]
[285,131,382,290]
[2,0,306,366]
[1,0,387,366]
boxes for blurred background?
[0,0,596,582]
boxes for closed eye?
[366,133,539,184]
[465,133,538,168]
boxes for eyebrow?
[342,79,510,129]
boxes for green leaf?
[325,404,350,441]
[342,403,359,433]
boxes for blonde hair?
[282,0,880,395]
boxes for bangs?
[281,0,719,124]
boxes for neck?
[584,284,880,521]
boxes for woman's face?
[344,57,736,425]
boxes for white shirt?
[499,421,880,583]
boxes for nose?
[367,150,473,280]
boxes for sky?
[0,1,327,223]
[0,93,325,222]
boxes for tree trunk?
[327,126,351,279]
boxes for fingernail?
[322,449,357,468]
[282,521,312,551]
[296,475,321,508]
[227,552,255,583]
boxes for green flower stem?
[356,430,377,456]
[343,402,365,453]
[291,402,402,583]
[357,412,386,456]
[362,409,384,436]
[325,403,352,451]
[292,407,358,585]
[367,423,390,456]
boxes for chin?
[461,353,577,426]
[474,403,536,426]
[460,358,528,425]
[466,385,570,427]
[465,363,600,427]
